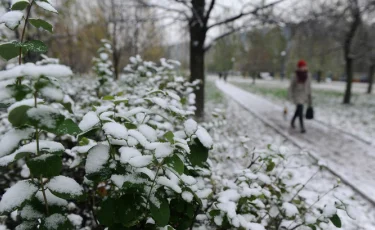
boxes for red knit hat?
[297,60,307,68]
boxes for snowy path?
[216,80,375,206]
[227,76,373,94]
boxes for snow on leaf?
[7,98,43,112]
[35,190,67,206]
[155,143,173,159]
[0,180,38,213]
[85,144,109,174]
[103,122,128,139]
[0,140,64,166]
[119,146,142,163]
[21,63,72,78]
[128,155,153,168]
[195,126,213,149]
[0,11,24,30]
[35,0,58,13]
[157,176,182,193]
[20,205,43,220]
[44,214,67,229]
[138,124,157,142]
[79,111,100,132]
[0,128,34,158]
[282,202,299,217]
[184,118,198,136]
[181,191,193,202]
[323,203,337,218]
[67,214,83,227]
[47,176,83,197]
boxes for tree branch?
[207,0,285,30]
[205,0,216,22]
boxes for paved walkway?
[216,80,375,205]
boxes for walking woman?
[288,60,312,133]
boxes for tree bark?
[343,1,360,104]
[189,0,207,119]
[368,64,374,94]
[343,56,353,104]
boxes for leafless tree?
[140,0,285,118]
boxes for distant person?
[288,60,312,133]
[316,70,322,83]
[223,72,228,82]
[218,72,223,80]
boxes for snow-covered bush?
[92,39,114,97]
[66,58,213,229]
[0,2,351,229]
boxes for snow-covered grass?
[204,80,375,229]
[231,81,375,144]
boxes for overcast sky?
[158,0,301,45]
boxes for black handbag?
[306,107,314,119]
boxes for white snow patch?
[36,190,68,207]
[196,126,213,148]
[0,11,23,29]
[35,0,58,13]
[157,176,182,193]
[282,202,299,217]
[67,214,83,227]
[85,144,110,174]
[47,176,83,196]
[79,111,100,131]
[155,143,173,158]
[103,122,128,139]
[181,191,193,202]
[0,180,38,212]
[138,124,157,142]
[184,119,198,136]
[44,214,67,229]
[0,128,34,158]
[128,155,153,168]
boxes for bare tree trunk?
[110,0,119,80]
[368,64,374,94]
[343,56,353,103]
[189,0,207,119]
[343,0,360,104]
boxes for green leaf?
[165,155,184,175]
[266,160,276,172]
[308,225,317,230]
[11,0,30,11]
[40,214,73,230]
[97,198,116,227]
[102,95,114,100]
[0,42,19,61]
[29,18,53,33]
[188,138,208,167]
[56,119,81,136]
[6,84,32,101]
[209,209,221,217]
[27,154,62,178]
[22,40,48,53]
[164,131,175,144]
[8,105,31,127]
[150,198,170,226]
[115,194,145,227]
[330,214,342,228]
[15,152,31,161]
[125,123,137,129]
[26,108,65,133]
[114,99,128,105]
[79,137,90,146]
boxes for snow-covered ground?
[207,80,375,229]
[227,76,375,145]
